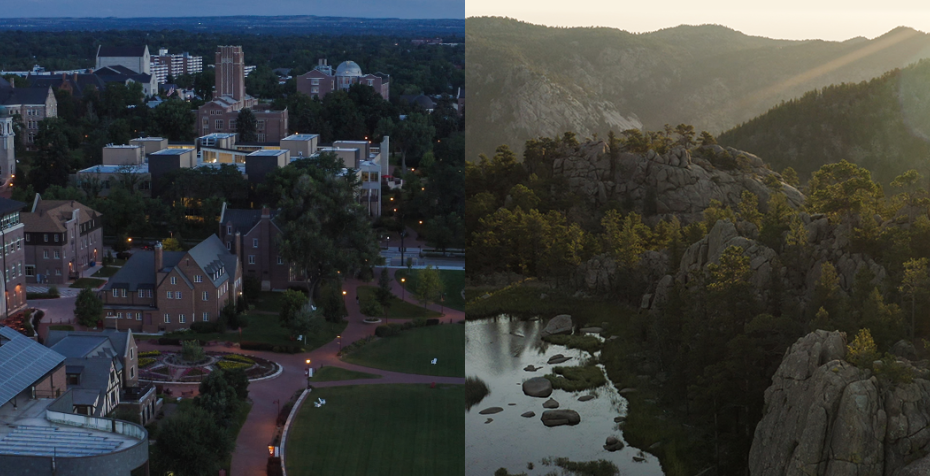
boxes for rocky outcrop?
[748,330,930,476]
[523,377,553,398]
[541,410,581,427]
[541,315,574,336]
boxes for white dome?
[335,61,363,77]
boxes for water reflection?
[466,316,665,476]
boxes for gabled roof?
[0,326,66,408]
[0,86,52,107]
[28,74,107,100]
[188,235,235,287]
[97,45,148,57]
[21,197,101,233]
[45,329,133,358]
[64,357,115,416]
[49,335,112,359]
[102,250,185,292]
[221,207,280,235]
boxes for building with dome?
[296,59,390,101]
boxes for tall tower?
[215,45,245,101]
[0,107,14,186]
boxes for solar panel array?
[0,327,66,408]
[0,425,123,457]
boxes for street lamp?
[337,335,342,351]
[305,359,312,388]
[400,278,406,301]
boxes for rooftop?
[247,149,288,156]
[131,137,165,142]
[0,327,65,409]
[97,46,148,58]
[200,133,236,140]
[78,164,149,174]
[104,144,141,149]
[281,134,319,142]
[150,148,194,155]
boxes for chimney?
[261,207,271,219]
[154,242,163,273]
[233,231,241,257]
[73,73,78,82]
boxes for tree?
[375,268,393,309]
[781,167,800,187]
[279,289,308,327]
[415,266,443,310]
[393,113,435,172]
[28,118,72,193]
[738,191,763,228]
[289,306,324,340]
[275,154,380,305]
[846,328,879,368]
[698,131,717,146]
[808,160,883,220]
[150,406,233,476]
[74,288,103,328]
[151,99,196,141]
[224,368,250,401]
[900,257,928,337]
[162,237,183,251]
[196,369,239,426]
[236,108,258,142]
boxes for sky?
[3,0,464,20]
[466,0,930,41]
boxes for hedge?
[158,337,208,346]
[223,354,255,364]
[240,341,302,354]
[190,321,223,333]
[217,360,251,370]
[138,357,156,368]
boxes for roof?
[247,149,287,156]
[64,357,114,416]
[336,60,363,77]
[78,164,149,174]
[45,329,132,358]
[0,197,24,217]
[0,326,66,408]
[399,94,436,109]
[222,207,278,233]
[102,250,185,292]
[49,335,112,359]
[187,235,236,287]
[21,198,100,233]
[0,86,52,107]
[97,45,148,57]
[281,134,319,142]
[28,74,106,99]
[150,148,194,155]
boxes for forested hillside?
[719,59,930,184]
[466,17,930,161]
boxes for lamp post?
[337,335,342,351]
[400,277,405,301]
[305,359,312,388]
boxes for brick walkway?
[135,269,465,476]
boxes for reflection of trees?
[465,315,545,376]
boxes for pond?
[466,316,665,476]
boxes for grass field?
[285,384,464,476]
[356,286,441,319]
[395,269,465,311]
[69,278,107,289]
[312,367,381,382]
[342,323,464,377]
[92,266,120,278]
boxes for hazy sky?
[466,0,930,41]
[3,0,464,19]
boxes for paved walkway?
[134,268,464,476]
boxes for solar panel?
[0,327,66,408]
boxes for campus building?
[99,235,242,333]
[296,59,389,101]
[197,46,288,141]
[150,48,203,84]
[0,77,58,146]
[22,195,104,284]
[0,198,27,317]
[94,46,157,97]
[218,204,292,291]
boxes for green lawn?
[92,266,120,278]
[312,367,381,382]
[395,269,465,311]
[69,278,107,289]
[342,324,464,377]
[285,384,463,476]
[136,314,347,352]
[251,291,290,313]
[357,286,441,319]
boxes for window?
[227,226,232,234]
[277,256,284,265]
[25,235,29,242]
[17,263,20,276]
[25,265,34,277]
[147,290,152,298]
[226,242,231,250]
[55,269,61,276]
[202,291,208,301]
[175,291,182,299]
[54,251,60,259]
[253,238,258,248]
[117,312,122,319]
[215,119,223,129]
[43,234,47,242]
[121,288,127,298]
[112,289,119,297]
[166,291,172,299]
[248,255,255,264]
[229,120,236,129]
[138,290,144,298]
[203,312,209,321]
[130,367,134,379]
[195,275,202,283]
[136,312,142,321]
[164,314,170,323]
[54,234,58,242]
[179,314,186,323]
[43,250,48,259]
[170,277,176,285]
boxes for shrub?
[413,318,427,327]
[360,297,383,317]
[223,354,255,364]
[243,276,262,301]
[139,357,157,368]
[541,334,602,353]
[847,328,879,368]
[426,318,440,326]
[216,361,251,370]
[47,285,60,298]
[375,325,395,338]
[239,341,274,351]
[139,350,161,357]
[545,365,607,392]
[181,340,205,363]
[190,321,221,333]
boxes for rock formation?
[541,410,581,427]
[523,377,553,398]
[748,330,930,476]
[541,315,574,336]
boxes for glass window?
[253,238,258,248]
[202,291,208,301]
[195,275,202,283]
[138,290,144,298]
[171,277,176,285]
[164,314,170,323]
[248,255,255,264]
[176,291,182,299]
[112,289,119,297]
[121,288,126,297]
[203,312,209,322]
[179,314,186,323]
[166,291,172,299]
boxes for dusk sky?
[467,0,930,41]
[3,0,464,20]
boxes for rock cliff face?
[547,141,803,224]
[748,330,930,476]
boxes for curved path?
[137,268,464,476]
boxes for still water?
[465,316,666,476]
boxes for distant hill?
[0,16,464,36]
[719,59,930,185]
[466,17,930,161]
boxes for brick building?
[99,235,242,333]
[1,110,15,189]
[22,195,103,284]
[0,77,58,146]
[218,204,292,291]
[296,59,389,101]
[197,46,288,141]
[0,198,27,317]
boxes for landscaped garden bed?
[139,350,278,383]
